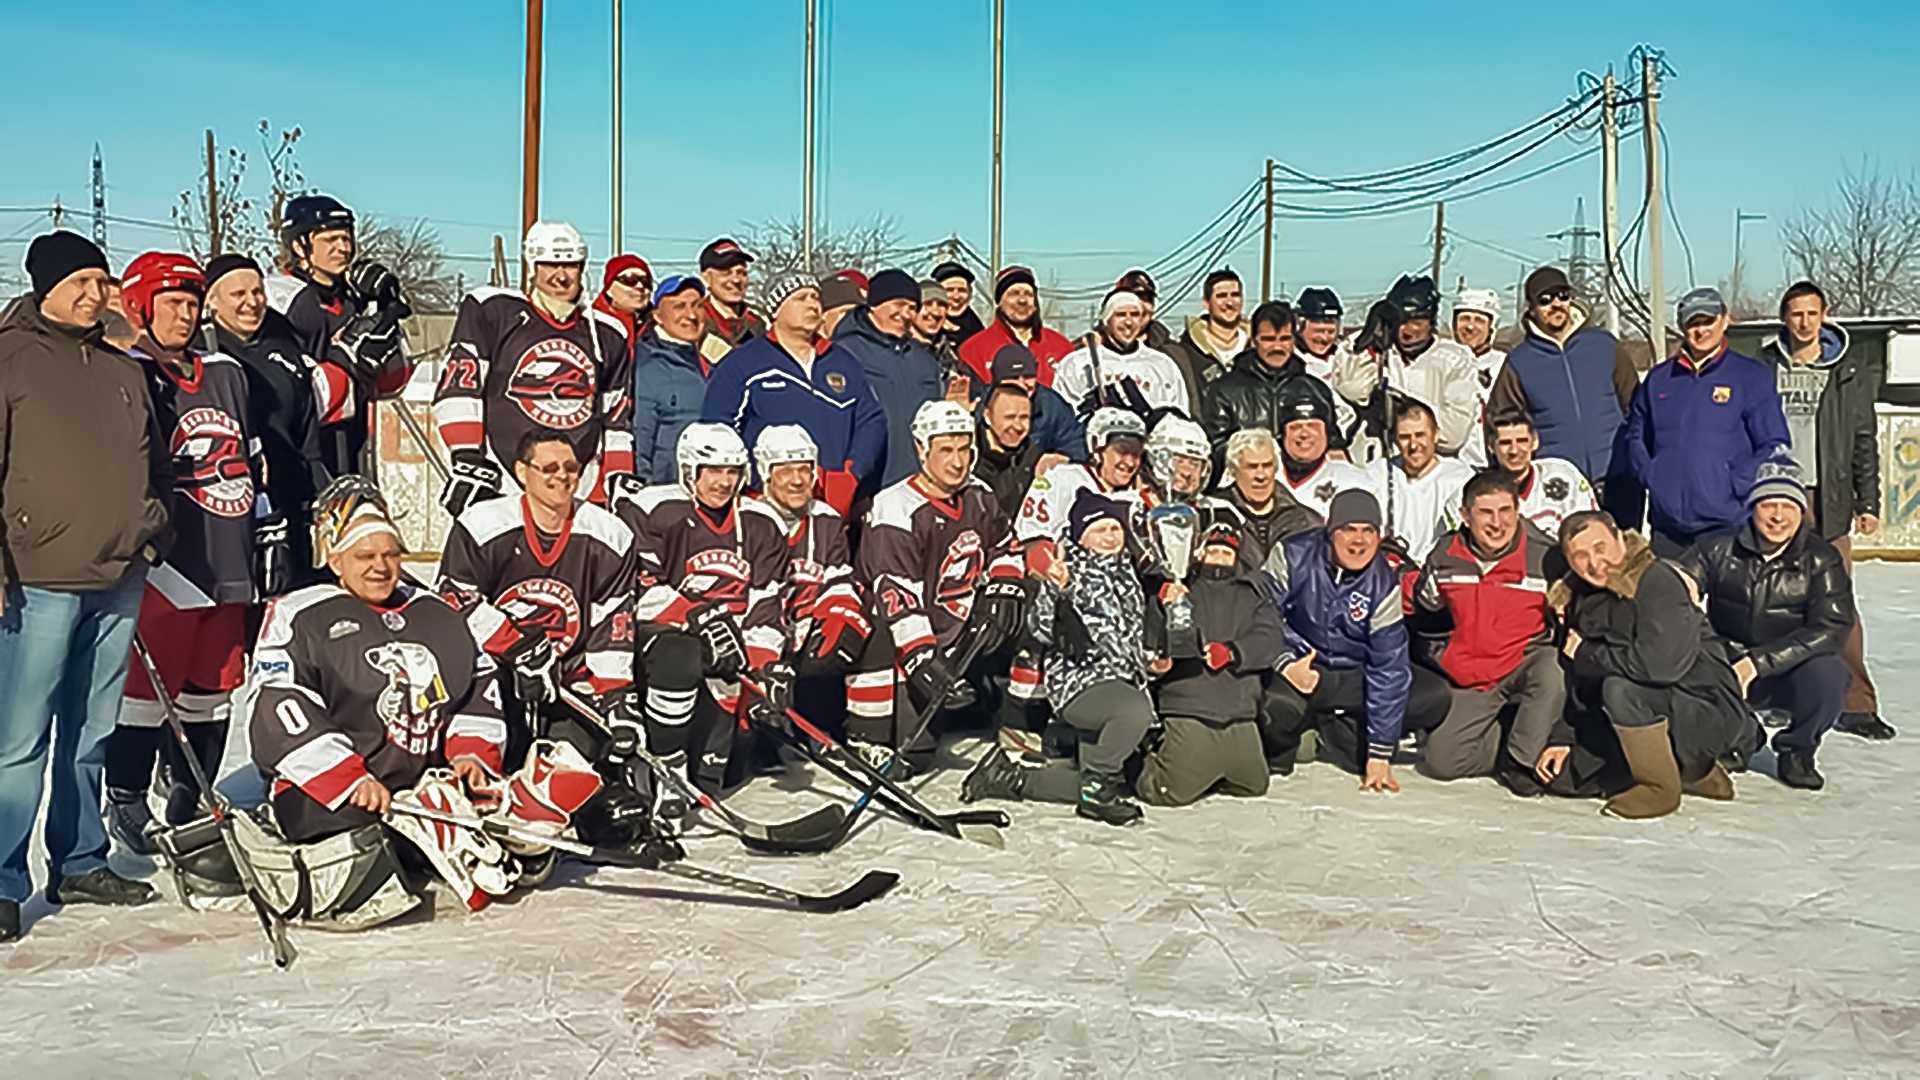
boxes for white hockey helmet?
[1086,406,1148,456]
[753,423,819,479]
[1145,413,1210,488]
[1453,286,1501,324]
[910,399,974,454]
[523,221,588,265]
[675,422,750,495]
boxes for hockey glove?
[817,463,859,517]
[441,449,503,517]
[745,663,796,732]
[972,576,1030,657]
[348,261,410,316]
[254,513,291,597]
[604,471,645,511]
[337,310,404,378]
[688,605,748,679]
[512,636,559,705]
[808,592,871,666]
[903,648,960,713]
[1203,641,1237,672]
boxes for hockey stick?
[130,636,297,969]
[738,677,1010,844]
[555,686,847,855]
[387,802,897,914]
[389,400,453,485]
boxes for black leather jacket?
[1199,351,1346,478]
[1675,521,1855,679]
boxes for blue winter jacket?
[1495,320,1629,482]
[701,333,887,486]
[1263,529,1411,759]
[970,381,1088,462]
[833,308,943,488]
[1627,344,1790,539]
[630,329,709,484]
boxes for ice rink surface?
[6,564,1919,1078]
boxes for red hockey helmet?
[120,251,206,330]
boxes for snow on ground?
[6,564,1920,1077]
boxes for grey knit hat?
[1747,456,1809,511]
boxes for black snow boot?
[960,746,1025,804]
[0,899,19,943]
[46,868,157,907]
[1076,770,1143,826]
[105,787,158,856]
[1775,749,1825,791]
[1836,712,1896,741]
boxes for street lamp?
[1732,208,1767,313]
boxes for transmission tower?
[1547,197,1602,305]
[91,144,107,249]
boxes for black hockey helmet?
[282,194,355,242]
[1294,286,1342,323]
[1386,274,1441,321]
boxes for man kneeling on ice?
[244,479,605,913]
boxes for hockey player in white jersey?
[1052,291,1191,417]
[1452,286,1508,467]
[1365,398,1475,562]
[1332,275,1480,462]
[434,222,634,518]
[1466,410,1597,541]
[1015,407,1146,547]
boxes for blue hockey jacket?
[701,332,887,486]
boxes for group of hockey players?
[0,192,1892,942]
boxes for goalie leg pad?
[492,739,603,856]
[389,771,516,911]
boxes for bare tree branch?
[1781,161,1920,316]
[356,216,462,313]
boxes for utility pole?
[803,0,816,272]
[1642,53,1665,357]
[490,235,508,288]
[205,129,222,256]
[1731,208,1767,315]
[1600,71,1622,335]
[1430,201,1445,283]
[521,0,545,283]
[91,144,107,250]
[1261,159,1275,303]
[611,0,622,254]
[989,0,1005,279]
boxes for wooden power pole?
[205,129,222,256]
[1261,159,1275,303]
[1430,201,1445,283]
[1600,71,1622,336]
[989,0,1005,279]
[521,0,545,282]
[1642,53,1665,358]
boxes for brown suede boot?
[1682,761,1735,801]
[1604,720,1682,819]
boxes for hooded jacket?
[1674,521,1853,679]
[1626,343,1790,538]
[1151,556,1286,725]
[1264,529,1411,757]
[1029,536,1148,708]
[630,327,711,484]
[1488,310,1638,482]
[1414,520,1557,689]
[1760,323,1881,539]
[834,307,944,488]
[0,299,171,591]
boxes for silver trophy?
[1146,504,1201,659]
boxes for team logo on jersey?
[171,406,254,518]
[825,372,847,393]
[683,548,752,612]
[381,609,407,632]
[1347,591,1371,624]
[507,338,597,430]
[1712,385,1732,404]
[327,619,361,640]
[1314,481,1338,505]
[495,578,583,652]
[364,642,450,755]
[1544,477,1569,501]
[935,529,986,621]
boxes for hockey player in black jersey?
[244,478,604,911]
[750,424,902,749]
[204,253,329,587]
[859,400,1029,774]
[433,221,634,519]
[436,428,660,842]
[615,423,791,792]
[104,252,272,852]
[264,194,415,478]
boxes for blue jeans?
[0,564,148,902]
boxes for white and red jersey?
[133,347,265,608]
[755,497,861,651]
[859,475,1022,667]
[1280,457,1373,518]
[1014,463,1142,544]
[1446,457,1595,542]
[617,486,789,670]
[432,287,634,500]
[437,496,637,697]
[243,582,506,811]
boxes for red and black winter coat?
[1413,521,1559,690]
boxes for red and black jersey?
[432,287,634,501]
[617,485,789,669]
[858,475,1023,667]
[242,581,506,810]
[265,271,412,478]
[133,346,264,608]
[754,497,862,652]
[437,495,637,696]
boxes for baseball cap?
[990,344,1038,382]
[698,238,753,271]
[1676,286,1728,326]
[652,274,706,306]
[1524,266,1571,304]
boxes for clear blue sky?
[4,0,1916,320]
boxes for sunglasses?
[524,460,582,477]
[1532,286,1573,305]
[615,274,651,288]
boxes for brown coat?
[0,298,170,591]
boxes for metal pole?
[990,0,1004,279]
[1261,158,1275,303]
[1600,71,1621,335]
[521,0,545,285]
[205,129,221,256]
[611,0,622,254]
[1642,54,1665,358]
[1732,210,1766,314]
[804,0,816,272]
[1430,201,1445,283]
